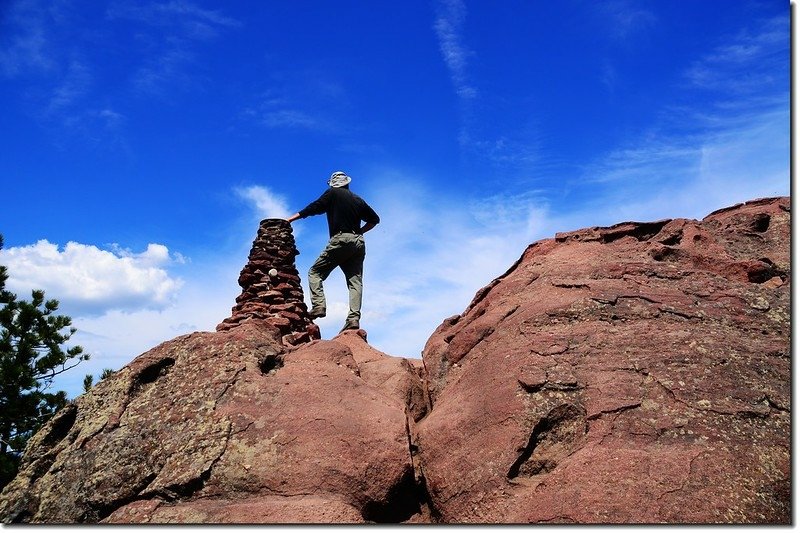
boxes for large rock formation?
[419,196,790,523]
[0,198,790,524]
[0,323,428,523]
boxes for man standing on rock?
[287,171,380,332]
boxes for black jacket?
[298,187,380,237]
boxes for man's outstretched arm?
[288,190,331,223]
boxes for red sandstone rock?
[418,197,789,523]
[0,197,789,525]
[0,321,427,523]
[334,329,429,423]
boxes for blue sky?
[0,0,790,398]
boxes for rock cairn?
[217,219,320,345]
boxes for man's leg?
[307,238,342,316]
[339,235,366,325]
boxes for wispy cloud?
[235,185,292,220]
[432,1,542,175]
[46,57,92,113]
[583,140,702,185]
[106,0,240,36]
[592,1,657,95]
[107,0,240,95]
[0,1,95,115]
[580,108,788,225]
[685,16,787,96]
[251,107,328,132]
[467,134,543,170]
[131,44,194,94]
[433,0,476,102]
[579,14,788,214]
[0,0,56,77]
[600,0,657,40]
[434,0,478,101]
[94,108,126,128]
[240,76,349,133]
[0,240,185,317]
[577,98,788,224]
[1,0,239,141]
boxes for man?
[287,171,380,332]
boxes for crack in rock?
[507,403,587,480]
[587,401,642,421]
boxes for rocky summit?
[0,198,790,524]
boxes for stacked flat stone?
[216,218,320,345]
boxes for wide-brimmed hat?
[328,171,352,188]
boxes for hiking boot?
[339,319,360,332]
[308,307,326,319]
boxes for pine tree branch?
[33,359,84,383]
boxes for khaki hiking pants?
[308,232,366,323]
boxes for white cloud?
[24,240,246,399]
[0,236,241,399]
[54,281,237,399]
[0,240,184,316]
[63,259,240,393]
[235,185,292,219]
